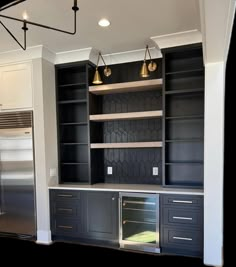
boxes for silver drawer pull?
[123,200,155,205]
[58,194,73,198]
[173,236,192,241]
[58,225,73,229]
[173,216,193,220]
[172,200,193,204]
[58,208,73,212]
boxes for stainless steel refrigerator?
[0,111,36,239]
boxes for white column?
[32,58,57,244]
[204,62,225,266]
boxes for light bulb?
[22,11,29,20]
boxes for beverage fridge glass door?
[0,111,36,238]
[120,193,160,253]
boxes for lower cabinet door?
[83,191,119,241]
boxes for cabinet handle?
[58,194,73,198]
[112,197,115,201]
[172,200,193,204]
[173,216,193,221]
[173,236,192,241]
[58,225,73,229]
[58,208,73,212]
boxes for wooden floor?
[0,237,207,266]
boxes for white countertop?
[48,183,204,195]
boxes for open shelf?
[61,143,88,145]
[59,82,87,88]
[90,142,162,149]
[165,88,204,95]
[58,99,87,104]
[165,161,203,165]
[166,115,204,120]
[165,68,204,76]
[60,122,87,126]
[165,138,203,143]
[89,79,162,95]
[61,162,89,165]
[90,110,163,121]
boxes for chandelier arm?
[0,0,26,12]
[0,20,26,50]
[0,0,79,35]
[0,12,77,35]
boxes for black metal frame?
[0,0,26,11]
[0,0,79,50]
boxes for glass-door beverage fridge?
[119,192,160,253]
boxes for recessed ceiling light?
[98,18,110,27]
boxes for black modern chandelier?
[0,0,79,50]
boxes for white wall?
[32,58,57,244]
[204,62,225,266]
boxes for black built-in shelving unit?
[89,59,163,185]
[55,61,94,184]
[162,44,204,188]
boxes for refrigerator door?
[0,112,36,237]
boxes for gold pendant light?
[140,61,149,78]
[140,45,157,78]
[93,52,112,84]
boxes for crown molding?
[151,30,202,49]
[54,47,93,65]
[0,45,44,65]
[97,47,162,66]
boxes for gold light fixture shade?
[104,66,112,77]
[140,61,149,78]
[93,68,103,84]
[148,61,157,72]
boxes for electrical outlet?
[50,168,57,177]
[107,166,113,175]
[153,167,158,176]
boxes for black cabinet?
[162,44,204,188]
[83,191,119,241]
[160,194,203,257]
[50,190,83,237]
[50,189,119,243]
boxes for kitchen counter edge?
[48,183,204,195]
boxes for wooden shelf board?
[90,142,162,149]
[90,110,163,121]
[89,79,162,95]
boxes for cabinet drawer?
[162,227,202,251]
[52,218,81,237]
[162,194,203,208]
[51,190,80,201]
[162,208,202,228]
[52,201,80,217]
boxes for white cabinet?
[0,63,32,110]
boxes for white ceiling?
[0,0,201,54]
